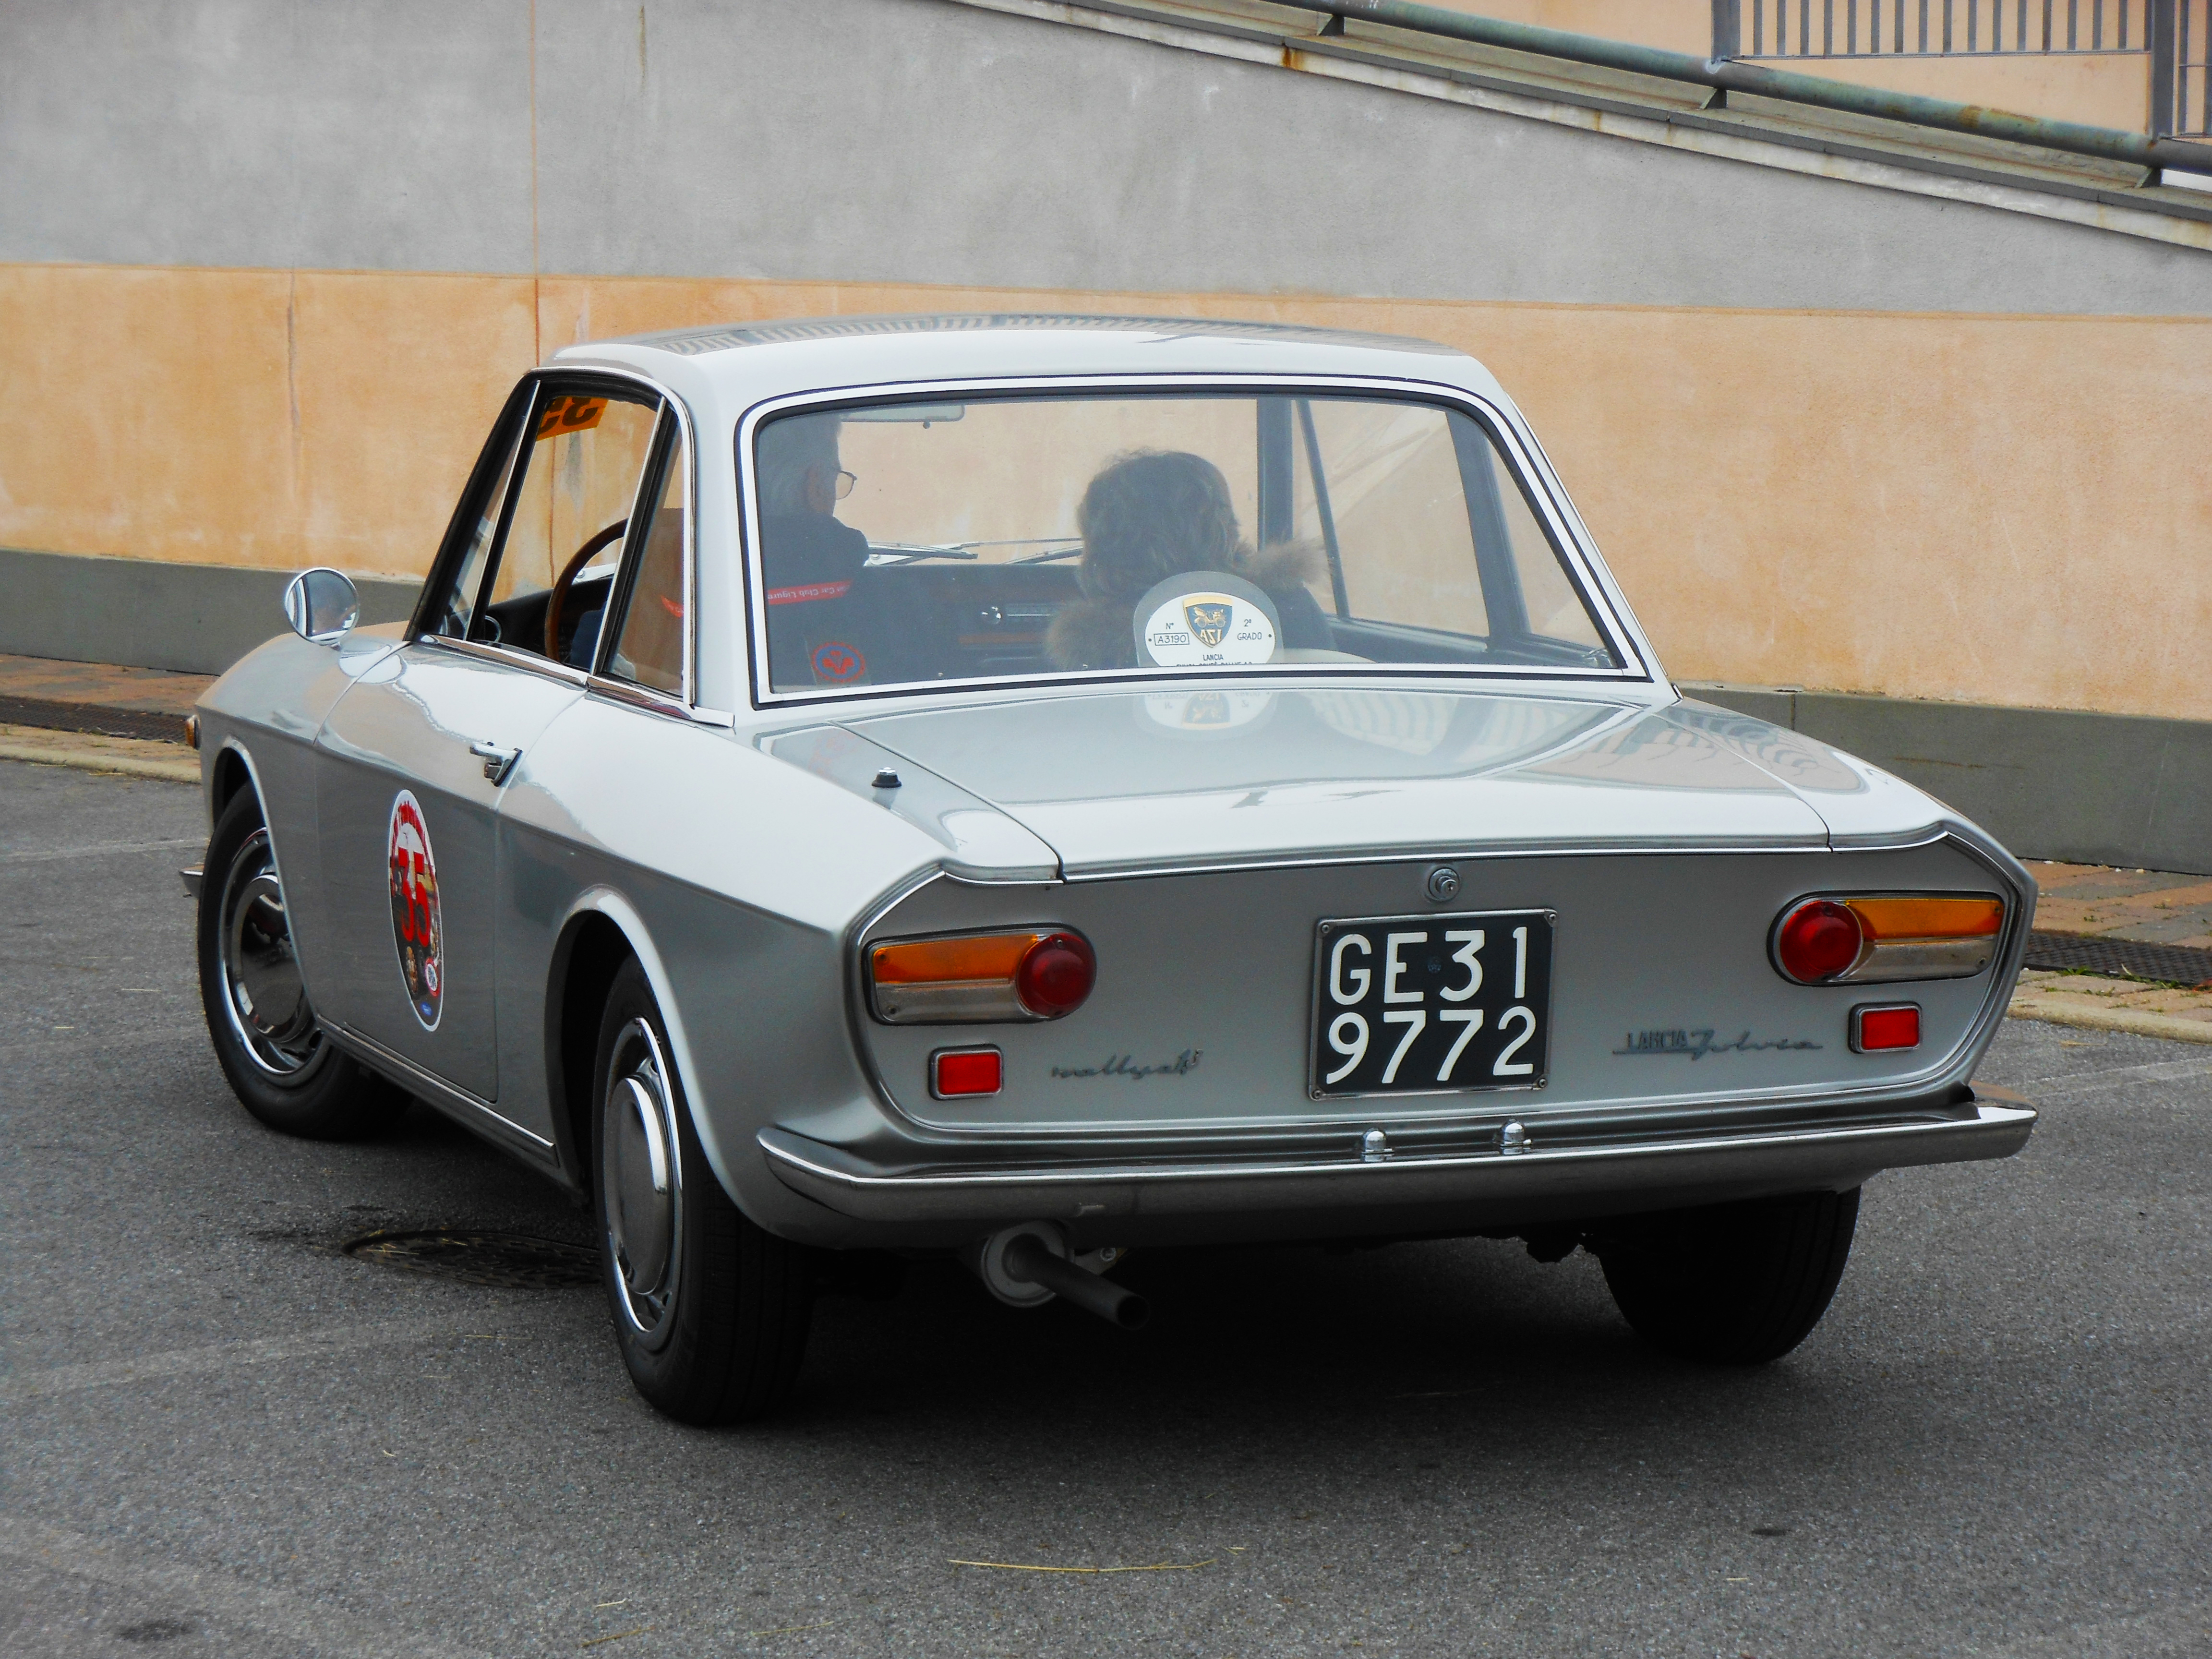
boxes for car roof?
[549,312,1508,409]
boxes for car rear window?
[745,390,1622,695]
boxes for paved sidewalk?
[2027,859,2212,948]
[0,651,211,742]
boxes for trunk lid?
[848,686,1832,875]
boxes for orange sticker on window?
[536,395,607,440]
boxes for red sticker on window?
[811,641,867,683]
[767,581,853,606]
[387,790,443,1031]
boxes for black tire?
[1593,1187,1860,1365]
[592,958,814,1424]
[197,787,406,1140]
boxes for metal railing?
[1317,1,2212,167]
[1713,0,2211,133]
[1727,0,2147,56]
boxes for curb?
[2007,994,2212,1046]
[0,725,200,785]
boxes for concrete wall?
[2,0,2209,862]
[0,549,419,677]
[1687,685,2212,875]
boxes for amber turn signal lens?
[1846,896,2003,940]
[1775,899,1863,983]
[870,933,1035,986]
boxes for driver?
[1045,449,1330,670]
[755,412,877,686]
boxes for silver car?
[191,314,2035,1422]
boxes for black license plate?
[1309,911,1553,1099]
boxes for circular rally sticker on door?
[387,790,443,1031]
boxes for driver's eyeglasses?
[834,469,858,500]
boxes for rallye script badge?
[387,790,443,1031]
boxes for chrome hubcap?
[219,828,321,1078]
[602,1018,682,1344]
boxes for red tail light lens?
[1014,932,1097,1018]
[1774,899,1864,983]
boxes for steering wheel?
[544,520,627,660]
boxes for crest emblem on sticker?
[1183,601,1233,649]
[812,640,867,683]
[387,790,443,1031]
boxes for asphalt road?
[3,757,2208,1659]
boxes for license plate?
[1309,910,1554,1099]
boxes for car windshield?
[747,390,1622,694]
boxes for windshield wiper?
[1012,543,1084,564]
[865,543,980,565]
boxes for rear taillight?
[868,929,1097,1023]
[1771,894,2003,985]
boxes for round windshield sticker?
[387,790,443,1031]
[812,640,867,683]
[1132,572,1282,668]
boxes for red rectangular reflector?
[1853,1005,1921,1052]
[931,1047,1002,1098]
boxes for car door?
[313,373,669,1107]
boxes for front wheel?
[1592,1187,1860,1365]
[197,788,405,1140]
[593,959,814,1424]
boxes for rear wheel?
[592,958,814,1424]
[1592,1187,1860,1365]
[197,788,405,1140]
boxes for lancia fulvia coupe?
[191,314,2035,1421]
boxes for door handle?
[469,740,523,785]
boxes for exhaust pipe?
[970,1224,1149,1330]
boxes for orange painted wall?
[3,261,2207,721]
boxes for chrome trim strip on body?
[734,372,1657,712]
[1058,839,1839,883]
[756,1099,2035,1224]
[321,1020,559,1161]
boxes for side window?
[442,383,663,657]
[432,400,529,640]
[602,418,688,695]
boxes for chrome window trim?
[733,373,1657,712]
[583,671,733,726]
[423,363,715,716]
[419,633,593,688]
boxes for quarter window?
[603,422,689,695]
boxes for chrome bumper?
[758,1088,2035,1235]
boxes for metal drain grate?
[343,1229,599,1289]
[2022,931,2212,987]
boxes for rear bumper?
[757,1085,2035,1244]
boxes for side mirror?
[282,568,360,646]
